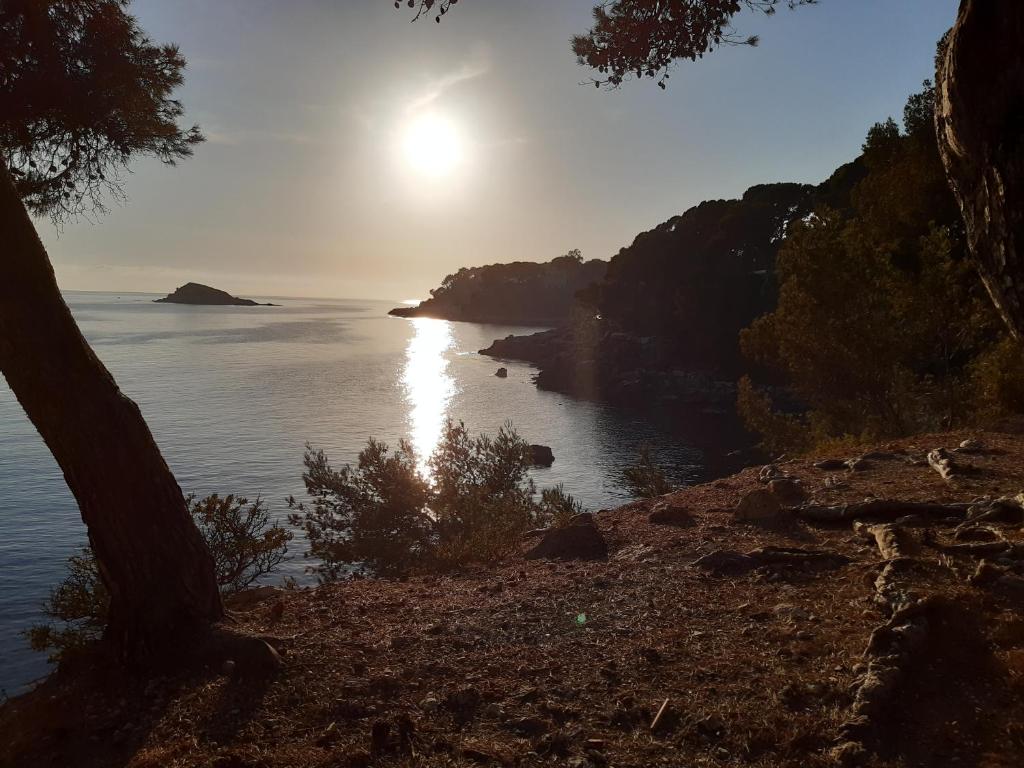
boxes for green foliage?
[288,439,432,580]
[0,0,203,220]
[538,484,586,529]
[26,547,108,662]
[29,493,290,662]
[968,337,1024,423]
[290,420,584,579]
[189,494,292,594]
[429,420,539,568]
[621,446,673,498]
[740,84,1017,453]
[571,0,816,89]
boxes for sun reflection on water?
[402,318,456,479]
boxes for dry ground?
[3,429,1024,768]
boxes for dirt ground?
[2,429,1024,768]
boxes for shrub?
[621,446,673,498]
[189,494,292,594]
[28,493,290,662]
[25,547,108,662]
[538,484,586,528]
[288,439,432,580]
[290,420,583,578]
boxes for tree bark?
[936,0,1024,338]
[0,165,223,662]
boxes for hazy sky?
[41,0,959,301]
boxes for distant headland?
[388,251,606,325]
[154,283,277,306]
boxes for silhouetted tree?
[403,0,1024,341]
[0,0,222,662]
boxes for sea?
[0,292,735,694]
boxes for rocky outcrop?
[936,0,1024,338]
[528,444,554,467]
[154,282,276,306]
[525,521,607,561]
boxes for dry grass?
[3,429,1024,768]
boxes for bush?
[538,484,585,528]
[25,547,108,662]
[189,494,292,594]
[288,439,432,579]
[621,446,673,498]
[289,420,583,578]
[28,493,291,662]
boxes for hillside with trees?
[483,83,1024,455]
[389,251,606,326]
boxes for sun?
[401,112,463,179]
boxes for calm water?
[0,292,719,694]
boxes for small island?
[153,282,277,306]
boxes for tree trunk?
[936,0,1024,338]
[0,165,223,662]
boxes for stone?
[767,478,806,505]
[732,488,783,521]
[526,522,608,561]
[648,501,695,526]
[529,444,555,467]
[495,367,508,378]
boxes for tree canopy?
[0,0,203,219]
[401,0,815,88]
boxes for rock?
[648,501,695,526]
[957,438,984,452]
[526,523,608,561]
[529,444,555,467]
[767,478,806,505]
[153,282,275,306]
[495,367,508,378]
[732,488,783,521]
[222,659,236,676]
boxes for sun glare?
[401,112,463,178]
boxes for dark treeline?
[483,83,1024,451]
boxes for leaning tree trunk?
[936,0,1024,338]
[0,165,222,661]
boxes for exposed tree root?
[927,448,961,481]
[692,546,850,575]
[795,500,969,523]
[854,522,918,560]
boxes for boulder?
[648,501,695,527]
[525,523,607,561]
[733,488,783,522]
[495,367,508,378]
[767,478,807,505]
[529,444,555,467]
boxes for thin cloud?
[405,47,491,114]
